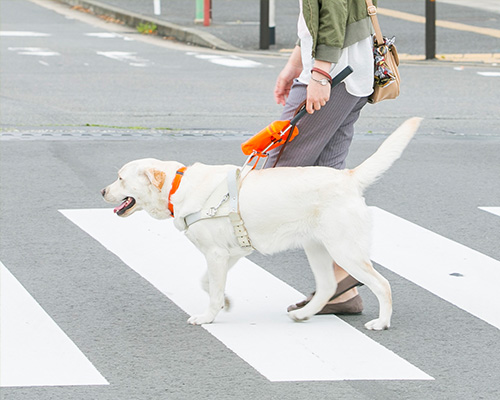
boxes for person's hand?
[274,47,302,106]
[306,77,331,114]
[306,60,333,114]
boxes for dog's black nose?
[100,188,106,197]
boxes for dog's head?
[101,158,184,219]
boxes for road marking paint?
[8,47,60,56]
[85,32,133,41]
[61,209,432,382]
[479,207,500,217]
[399,53,500,63]
[0,262,108,387]
[96,51,150,67]
[371,207,500,330]
[0,31,51,37]
[438,0,500,15]
[187,52,264,68]
[477,72,500,77]
[378,7,500,39]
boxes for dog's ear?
[145,168,166,191]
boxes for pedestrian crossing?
[2,205,499,386]
[59,208,433,382]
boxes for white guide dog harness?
[173,168,253,249]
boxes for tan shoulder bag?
[365,0,401,104]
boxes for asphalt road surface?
[1,1,500,399]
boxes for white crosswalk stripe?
[479,206,500,217]
[371,207,500,330]
[0,262,108,387]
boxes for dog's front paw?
[187,314,215,325]
[364,318,390,331]
[288,309,311,322]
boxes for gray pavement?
[2,0,500,137]
[55,0,500,57]
[1,1,500,399]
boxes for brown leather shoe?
[316,295,363,315]
[287,275,364,314]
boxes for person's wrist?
[311,68,332,83]
[310,71,331,86]
[310,76,330,86]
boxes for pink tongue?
[114,198,130,213]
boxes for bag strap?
[365,0,384,46]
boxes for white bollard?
[153,0,161,15]
[269,0,275,45]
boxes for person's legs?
[329,263,361,305]
[266,80,368,314]
[266,81,364,168]
[315,95,368,168]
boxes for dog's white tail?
[352,117,422,191]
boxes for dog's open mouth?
[114,197,136,216]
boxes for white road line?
[477,72,500,77]
[0,31,51,37]
[61,209,432,382]
[8,47,60,56]
[479,207,500,217]
[96,51,150,67]
[371,207,500,330]
[85,32,133,41]
[186,52,265,68]
[0,262,108,387]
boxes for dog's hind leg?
[288,240,337,322]
[188,251,238,325]
[335,255,392,330]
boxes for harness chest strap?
[170,167,252,249]
[227,169,252,248]
[185,169,252,249]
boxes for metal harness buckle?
[367,5,377,16]
[206,193,229,217]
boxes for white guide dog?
[102,117,422,330]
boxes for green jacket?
[302,0,376,63]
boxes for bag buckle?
[367,5,377,16]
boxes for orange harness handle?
[240,66,354,167]
[241,120,298,156]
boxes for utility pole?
[260,0,270,49]
[425,0,436,59]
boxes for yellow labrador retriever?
[102,118,422,330]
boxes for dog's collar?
[168,167,187,217]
